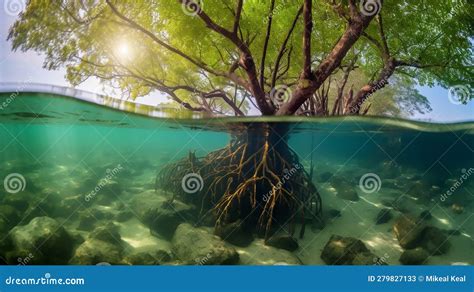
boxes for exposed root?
[156,123,322,238]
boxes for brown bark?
[201,90,245,116]
[301,0,313,80]
[260,0,276,88]
[345,58,396,114]
[271,5,303,88]
[183,0,275,115]
[277,10,376,115]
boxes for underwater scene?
[0,92,473,266]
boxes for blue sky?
[0,8,472,122]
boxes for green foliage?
[368,78,432,118]
[8,0,473,115]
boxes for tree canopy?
[8,0,473,116]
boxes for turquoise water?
[0,92,473,266]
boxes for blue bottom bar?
[0,266,472,291]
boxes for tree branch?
[271,5,303,88]
[277,7,377,115]
[260,0,276,88]
[201,89,245,116]
[233,0,244,35]
[301,0,313,79]
[345,58,396,114]
[179,0,274,115]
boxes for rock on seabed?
[172,223,239,265]
[321,235,381,265]
[9,216,74,264]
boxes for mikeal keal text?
[424,275,466,282]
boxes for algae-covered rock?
[23,193,64,222]
[393,215,426,249]
[69,239,123,265]
[124,249,172,265]
[172,223,239,265]
[265,235,299,251]
[320,235,370,265]
[77,213,97,231]
[419,210,432,221]
[69,223,126,265]
[381,195,413,214]
[124,251,160,265]
[420,226,450,255]
[9,216,74,264]
[56,195,85,217]
[375,208,392,225]
[214,220,254,247]
[393,215,450,255]
[399,248,429,265]
[88,222,123,245]
[131,192,195,239]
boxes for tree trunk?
[346,58,396,114]
[157,123,322,238]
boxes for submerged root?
[156,123,322,238]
